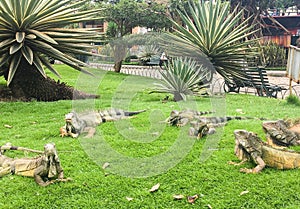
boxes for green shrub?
[151,57,207,101]
[286,94,300,106]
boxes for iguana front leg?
[228,159,248,166]
[34,163,69,186]
[0,166,11,177]
[240,156,266,173]
[83,127,96,138]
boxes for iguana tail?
[200,116,266,124]
[0,143,43,154]
[123,109,146,116]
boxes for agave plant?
[161,0,259,82]
[0,0,103,101]
[152,57,207,101]
[138,45,160,64]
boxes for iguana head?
[168,110,192,126]
[44,143,60,178]
[234,130,263,161]
[189,121,211,138]
[62,111,82,137]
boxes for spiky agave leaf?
[152,57,207,101]
[161,0,259,82]
[0,0,104,85]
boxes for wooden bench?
[223,67,287,98]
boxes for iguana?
[0,143,70,186]
[188,120,226,138]
[60,108,146,138]
[168,109,266,138]
[167,109,263,127]
[167,109,214,126]
[232,129,300,173]
[262,119,300,147]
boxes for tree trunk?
[114,60,123,73]
[5,60,98,101]
[173,92,184,102]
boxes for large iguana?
[262,119,300,147]
[232,129,300,173]
[60,108,146,138]
[0,143,70,186]
[167,109,264,138]
[167,109,264,127]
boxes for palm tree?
[0,0,103,101]
[161,0,259,82]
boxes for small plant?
[138,45,160,64]
[151,57,208,101]
[252,41,286,67]
[286,94,300,106]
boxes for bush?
[124,55,138,63]
[286,94,300,106]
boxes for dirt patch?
[0,85,22,102]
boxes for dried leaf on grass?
[4,124,13,128]
[149,183,160,192]
[240,190,249,196]
[236,109,245,114]
[187,194,199,204]
[102,162,110,169]
[126,197,133,201]
[173,194,184,200]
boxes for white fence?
[287,45,300,83]
[89,63,162,79]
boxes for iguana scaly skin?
[262,119,300,147]
[60,108,146,138]
[168,109,265,138]
[189,120,226,138]
[167,109,214,126]
[188,116,259,138]
[167,109,262,127]
[0,143,70,186]
[232,130,300,173]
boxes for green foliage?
[106,22,118,38]
[286,94,300,106]
[254,41,286,67]
[162,0,259,81]
[230,0,295,11]
[138,45,160,63]
[103,0,170,38]
[124,55,138,63]
[0,0,103,85]
[1,65,300,208]
[152,57,207,101]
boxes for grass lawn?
[0,64,300,208]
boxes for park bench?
[223,67,287,98]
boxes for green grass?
[1,65,300,208]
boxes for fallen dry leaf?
[187,194,199,204]
[4,124,13,128]
[173,194,184,200]
[149,183,160,192]
[236,109,245,114]
[126,197,133,201]
[240,190,249,196]
[102,162,110,169]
